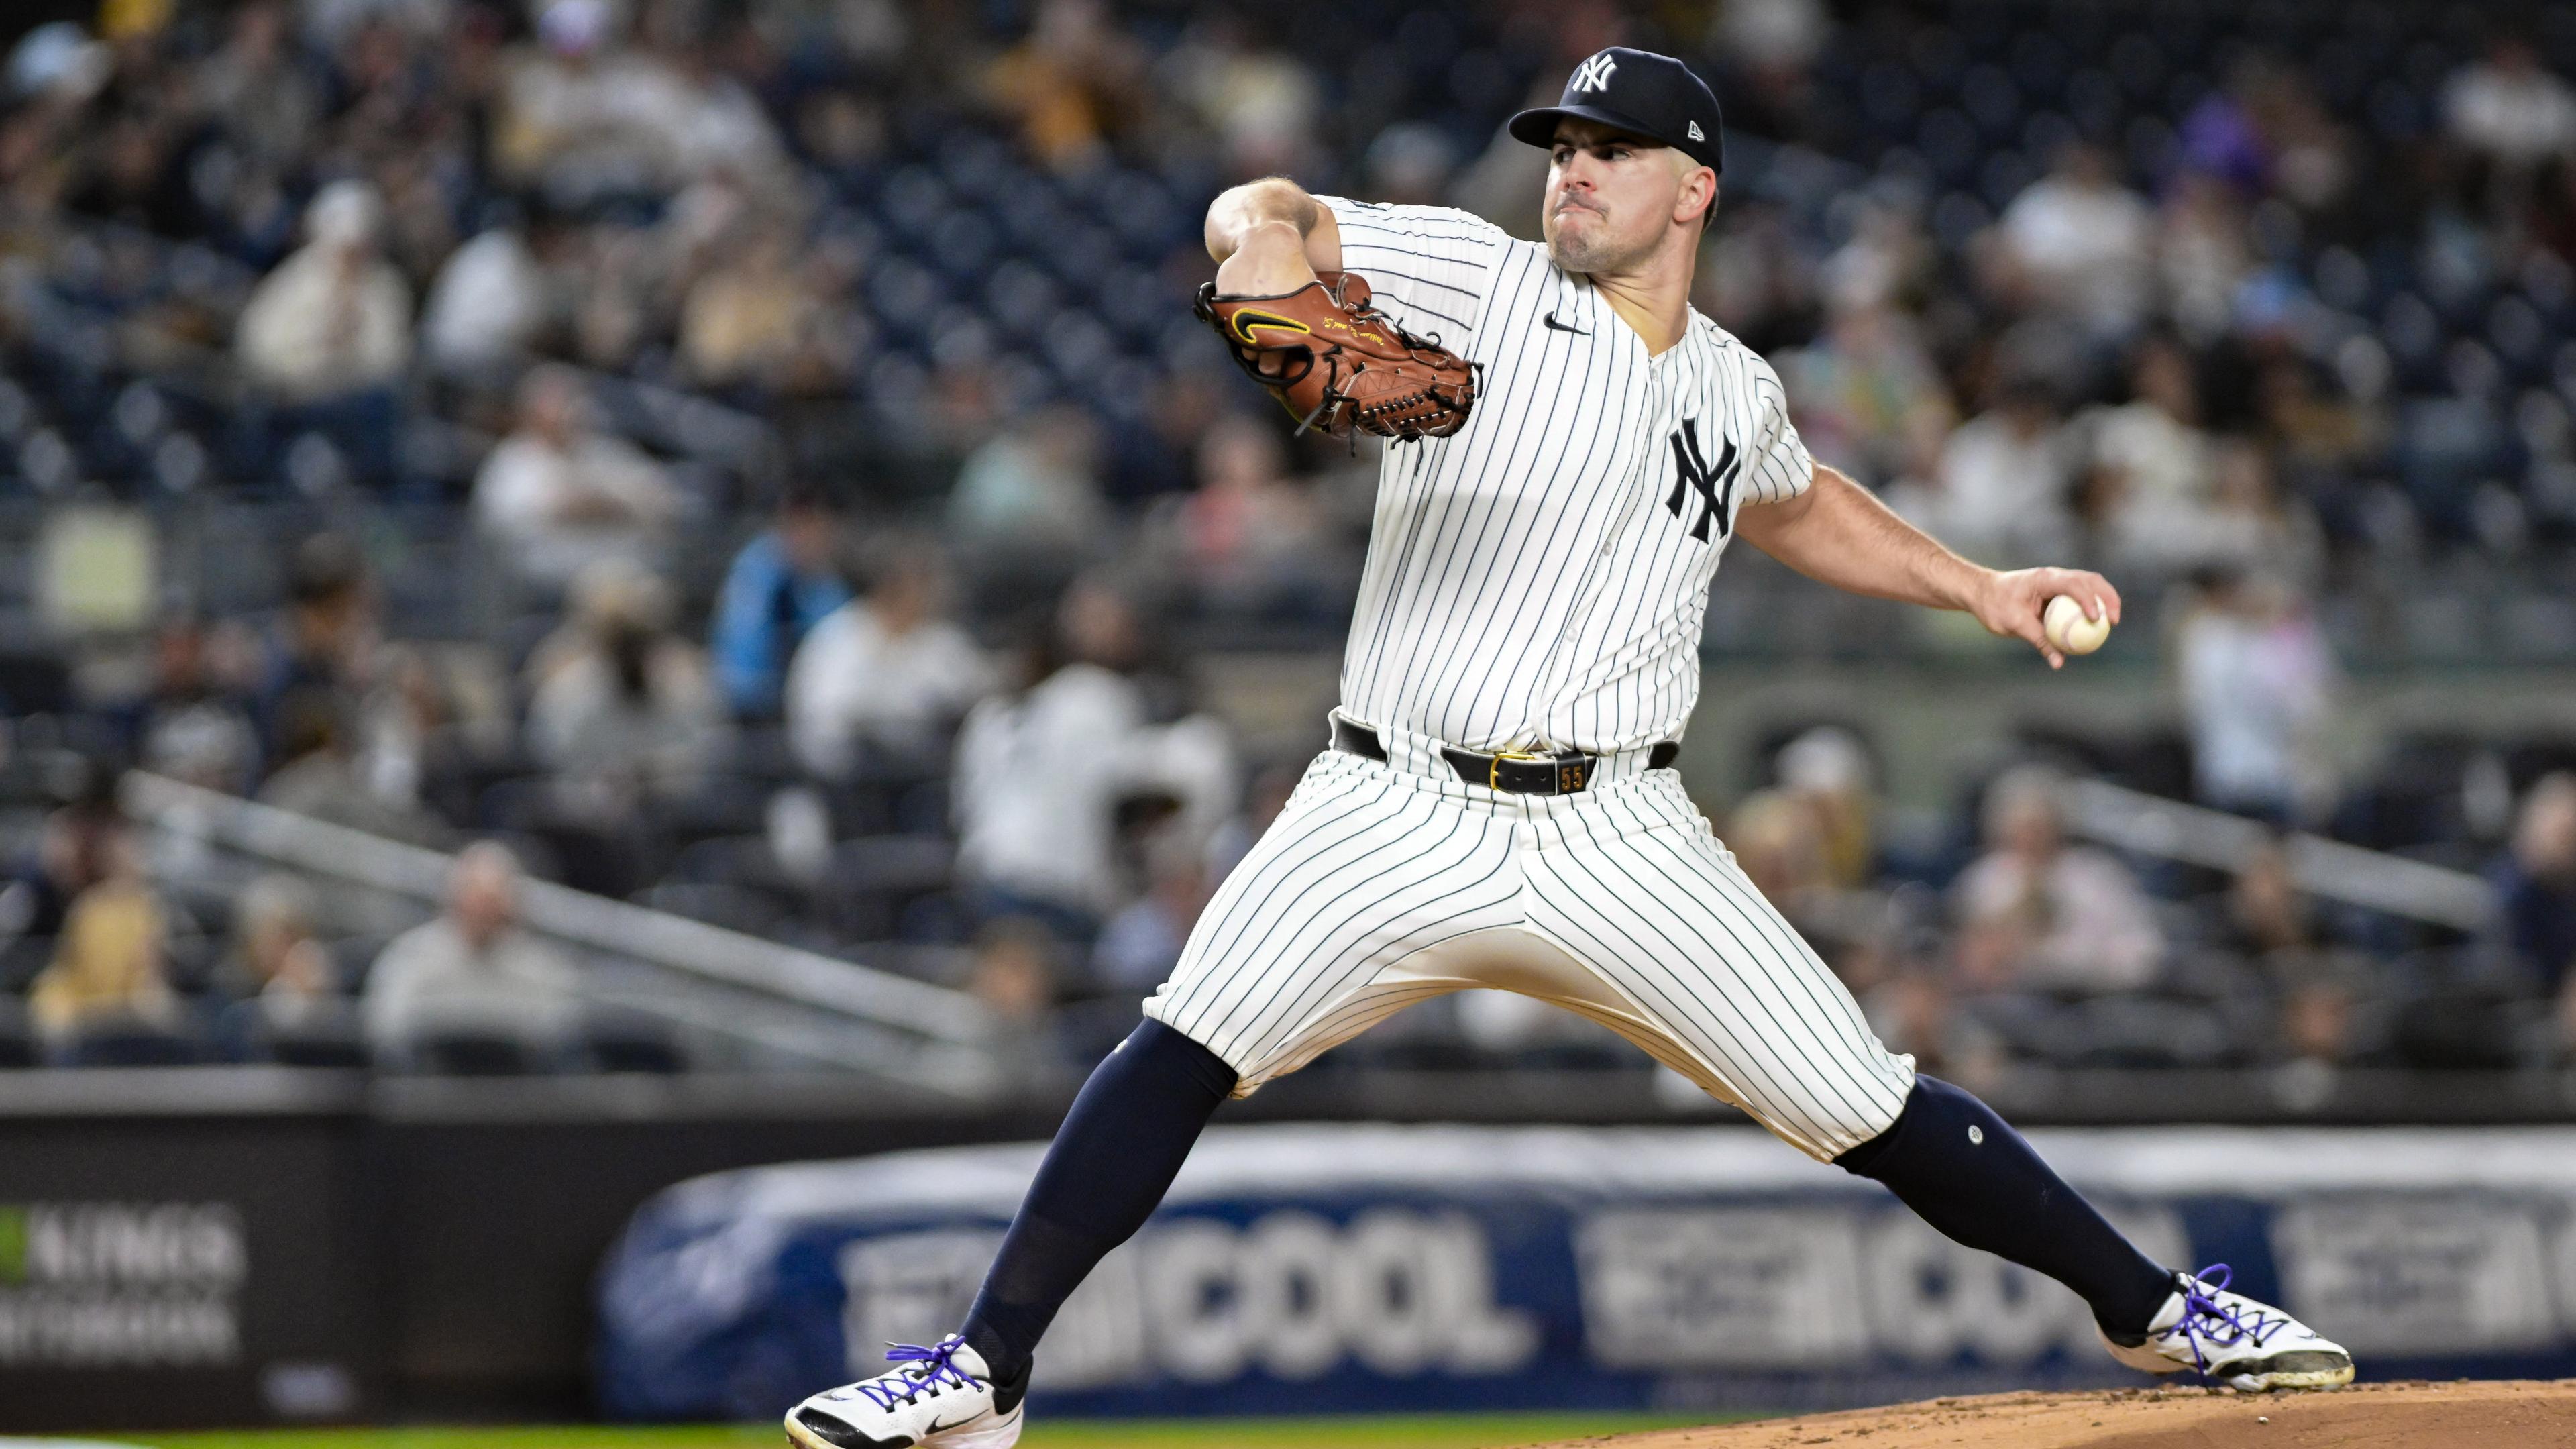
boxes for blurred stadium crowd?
[0,0,2571,1093]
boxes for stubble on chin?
[1546,214,1625,274]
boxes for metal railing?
[120,771,1007,1098]
[2063,777,2496,930]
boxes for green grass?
[125,1413,1746,1449]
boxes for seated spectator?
[2272,955,2365,1069]
[134,617,258,793]
[1727,788,1834,920]
[28,822,174,1041]
[259,692,455,848]
[252,532,376,767]
[1776,725,1878,888]
[217,873,338,1005]
[953,581,1149,937]
[2157,173,2252,347]
[2495,773,2576,998]
[1164,413,1340,621]
[2086,337,2217,568]
[1993,142,2154,340]
[1093,826,1212,995]
[191,1,317,172]
[1921,374,2076,564]
[1159,13,1322,179]
[786,543,991,777]
[421,204,564,378]
[234,180,411,401]
[0,798,121,953]
[947,407,1109,598]
[526,561,731,802]
[710,486,851,720]
[1953,767,2163,994]
[2445,36,2576,178]
[474,366,683,590]
[2224,839,2318,962]
[363,842,578,1063]
[982,0,1149,171]
[2174,567,2334,822]
[679,222,848,394]
[491,0,682,201]
[1778,302,1945,487]
[965,919,1071,1085]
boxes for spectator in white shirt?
[1996,144,2155,340]
[952,580,1149,933]
[235,180,413,402]
[525,560,731,803]
[2176,567,2336,822]
[2446,37,2576,172]
[2087,337,2218,570]
[785,543,993,778]
[363,842,580,1065]
[473,365,682,589]
[420,206,565,378]
[1953,766,2164,994]
[1926,375,2076,564]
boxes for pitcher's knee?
[1772,1053,1917,1163]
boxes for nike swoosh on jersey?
[1542,311,1589,334]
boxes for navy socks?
[961,1020,1236,1380]
[1835,1075,2176,1337]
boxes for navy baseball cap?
[1509,48,1725,176]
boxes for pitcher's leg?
[1835,1074,2172,1335]
[1523,787,1915,1159]
[960,1020,1236,1379]
[1524,782,2346,1387]
[1146,750,1519,1091]
[1525,787,2165,1325]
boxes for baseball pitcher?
[787,48,2352,1449]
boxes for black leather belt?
[1330,716,1678,795]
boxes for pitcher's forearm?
[1740,466,1991,611]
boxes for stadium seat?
[57,1018,207,1067]
[407,1030,545,1077]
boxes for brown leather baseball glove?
[1193,270,1477,441]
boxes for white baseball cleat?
[785,1336,1027,1449]
[2098,1265,2355,1392]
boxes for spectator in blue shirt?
[710,486,849,720]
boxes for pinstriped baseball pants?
[1143,737,1917,1161]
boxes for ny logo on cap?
[1571,52,1617,93]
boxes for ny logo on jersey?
[1664,417,1740,543]
[1571,52,1618,93]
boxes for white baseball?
[2043,594,2111,655]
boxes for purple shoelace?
[2171,1264,2285,1374]
[852,1336,975,1409]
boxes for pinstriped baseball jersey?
[1320,197,1811,756]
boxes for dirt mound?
[1528,1379,2576,1448]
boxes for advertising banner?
[596,1124,2576,1420]
[0,1112,376,1432]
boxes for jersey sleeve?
[1741,350,1814,504]
[1313,196,1505,346]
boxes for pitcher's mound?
[1529,1379,2576,1448]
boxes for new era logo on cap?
[1572,52,1617,93]
[1688,121,1704,142]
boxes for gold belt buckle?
[1488,749,1544,790]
